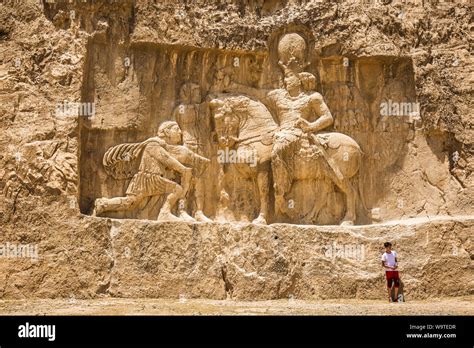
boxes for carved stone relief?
[90,32,368,225]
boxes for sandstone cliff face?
[0,0,472,300]
[0,215,472,300]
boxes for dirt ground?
[0,296,472,316]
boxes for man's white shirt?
[382,251,398,272]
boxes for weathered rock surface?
[0,0,472,300]
[0,215,472,300]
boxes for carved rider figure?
[267,33,336,214]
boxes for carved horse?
[209,94,363,225]
[210,95,277,224]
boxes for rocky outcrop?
[0,215,472,300]
[0,0,472,300]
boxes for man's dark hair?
[384,242,392,248]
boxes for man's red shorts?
[386,271,400,288]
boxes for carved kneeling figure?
[93,121,209,222]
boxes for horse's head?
[209,98,241,148]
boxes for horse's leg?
[304,180,329,223]
[272,157,292,217]
[336,179,357,225]
[215,164,235,222]
[252,162,270,225]
[314,156,357,225]
[305,134,362,225]
[335,147,361,225]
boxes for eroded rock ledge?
[1,216,472,300]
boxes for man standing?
[382,242,400,303]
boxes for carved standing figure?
[172,82,213,222]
